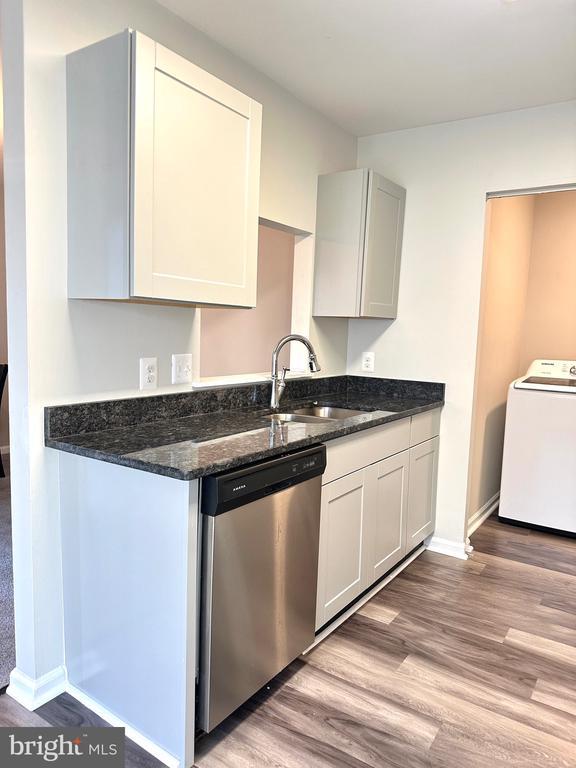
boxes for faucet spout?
[270,334,321,410]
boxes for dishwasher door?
[199,447,324,732]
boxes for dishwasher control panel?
[202,445,326,516]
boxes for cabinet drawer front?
[410,409,441,446]
[324,419,410,485]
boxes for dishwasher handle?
[202,445,326,516]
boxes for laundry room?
[467,187,576,537]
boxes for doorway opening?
[466,186,576,536]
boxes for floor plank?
[398,653,576,744]
[356,601,399,625]
[532,678,576,717]
[504,628,576,667]
[0,694,51,728]
[471,516,576,576]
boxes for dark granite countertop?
[45,376,444,481]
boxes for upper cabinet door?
[360,172,405,318]
[312,169,405,319]
[67,30,261,306]
[131,33,262,306]
[313,169,368,317]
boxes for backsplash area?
[45,376,445,440]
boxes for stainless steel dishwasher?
[198,444,326,732]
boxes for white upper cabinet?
[67,30,262,307]
[313,169,405,318]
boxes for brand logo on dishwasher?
[232,483,247,492]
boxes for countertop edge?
[46,400,444,481]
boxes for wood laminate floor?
[1,514,575,767]
[195,515,576,768]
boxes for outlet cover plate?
[172,353,193,385]
[361,351,375,373]
[139,357,158,390]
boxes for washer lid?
[515,376,576,393]
[515,360,576,392]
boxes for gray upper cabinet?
[313,169,405,319]
[67,30,262,307]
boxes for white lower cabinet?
[316,469,367,629]
[365,451,410,585]
[316,413,440,631]
[406,437,439,549]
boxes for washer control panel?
[527,359,576,378]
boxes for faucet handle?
[280,366,289,384]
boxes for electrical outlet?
[361,351,375,373]
[172,353,193,385]
[139,357,158,390]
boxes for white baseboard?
[426,536,468,560]
[66,684,179,768]
[304,545,426,653]
[7,666,67,710]
[467,492,499,537]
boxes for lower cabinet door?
[364,450,409,584]
[316,469,367,630]
[406,437,439,549]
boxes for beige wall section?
[200,225,294,377]
[467,196,535,522]
[519,191,576,370]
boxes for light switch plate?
[139,357,158,390]
[361,351,375,373]
[172,353,193,385]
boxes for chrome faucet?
[270,334,321,409]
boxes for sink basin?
[291,406,369,419]
[265,405,371,424]
[266,413,329,424]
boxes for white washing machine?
[499,359,576,534]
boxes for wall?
[352,100,576,549]
[520,190,576,370]
[467,195,535,523]
[0,101,8,449]
[200,225,294,377]
[1,0,356,692]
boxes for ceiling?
[157,0,576,136]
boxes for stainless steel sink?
[265,405,371,424]
[266,413,329,424]
[292,406,369,419]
